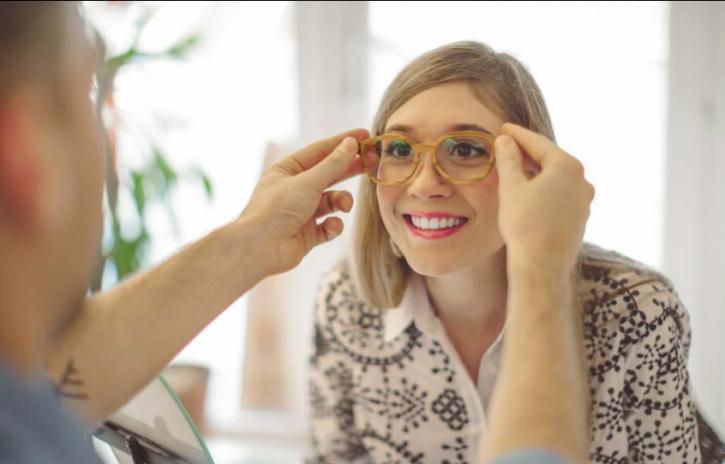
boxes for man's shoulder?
[0,366,101,464]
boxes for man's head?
[0,2,104,346]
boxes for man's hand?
[49,128,369,422]
[241,129,369,276]
[479,123,592,463]
[495,123,595,275]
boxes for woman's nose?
[406,151,453,199]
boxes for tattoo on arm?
[54,359,88,400]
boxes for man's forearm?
[46,128,366,423]
[47,215,268,422]
[480,257,588,463]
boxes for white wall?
[85,1,299,425]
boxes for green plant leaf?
[164,34,201,60]
[153,147,178,190]
[201,173,213,199]
[131,170,147,216]
[191,166,214,199]
[131,10,154,49]
[105,48,139,73]
[92,11,214,288]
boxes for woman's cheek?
[468,169,500,201]
[462,172,501,229]
[376,186,401,233]
[484,166,500,189]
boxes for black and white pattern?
[306,245,701,463]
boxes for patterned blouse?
[306,245,700,463]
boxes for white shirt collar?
[383,274,439,342]
[382,272,509,415]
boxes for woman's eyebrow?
[383,123,494,136]
[384,124,416,135]
[447,123,494,135]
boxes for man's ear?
[0,93,43,232]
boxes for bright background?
[84,2,725,463]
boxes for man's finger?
[298,137,359,191]
[333,154,365,184]
[500,123,561,167]
[495,135,526,187]
[315,216,343,246]
[276,129,369,175]
[314,191,353,218]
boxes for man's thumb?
[299,137,357,189]
[495,135,526,187]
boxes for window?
[85,0,297,425]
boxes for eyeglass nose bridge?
[404,141,449,183]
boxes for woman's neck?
[424,247,508,381]
[424,247,508,330]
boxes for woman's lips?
[402,212,468,239]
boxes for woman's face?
[377,81,506,277]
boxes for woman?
[307,41,699,463]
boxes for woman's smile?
[402,211,469,239]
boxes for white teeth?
[408,215,465,230]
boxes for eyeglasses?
[359,131,496,185]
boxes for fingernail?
[326,220,342,238]
[340,137,358,155]
[342,194,353,211]
[495,135,512,150]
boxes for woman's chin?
[402,243,506,278]
[405,256,465,278]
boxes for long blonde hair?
[351,41,556,309]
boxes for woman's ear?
[0,94,43,232]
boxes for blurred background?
[82,1,725,462]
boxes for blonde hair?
[351,40,557,309]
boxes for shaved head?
[0,1,105,343]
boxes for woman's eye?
[455,143,474,157]
[385,141,413,157]
[450,141,487,158]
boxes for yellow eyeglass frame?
[358,130,497,186]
